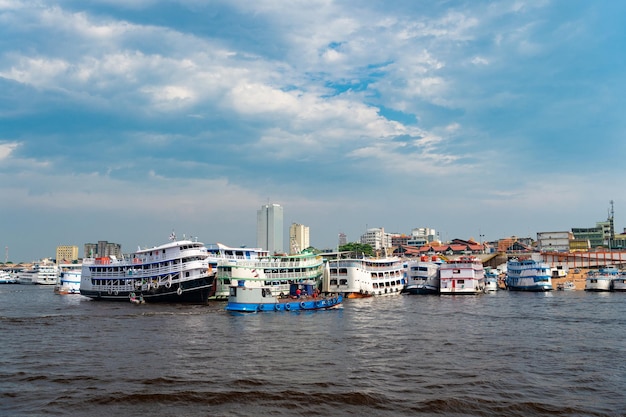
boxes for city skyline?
[2,1,626,262]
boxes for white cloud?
[0,141,19,160]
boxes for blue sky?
[1,0,625,262]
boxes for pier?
[541,250,626,268]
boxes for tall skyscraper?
[257,203,283,254]
[289,223,310,254]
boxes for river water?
[1,285,625,416]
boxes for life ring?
[153,282,159,289]
[165,281,171,289]
[274,303,280,311]
[285,303,291,311]
[177,287,183,296]
[107,289,112,295]
[114,290,119,296]
[300,301,306,309]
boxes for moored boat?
[324,255,406,297]
[439,256,485,295]
[54,267,82,295]
[225,281,342,313]
[16,260,59,285]
[402,257,441,295]
[611,272,626,291]
[213,250,323,300]
[557,281,576,291]
[79,237,215,303]
[585,266,617,292]
[0,270,17,284]
[207,243,268,299]
[505,258,553,292]
[483,267,499,292]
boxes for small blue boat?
[225,281,343,313]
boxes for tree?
[338,242,374,257]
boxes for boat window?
[330,279,338,285]
[457,280,465,284]
[339,279,348,285]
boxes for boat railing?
[227,259,323,269]
[88,259,208,279]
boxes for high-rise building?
[84,241,122,258]
[257,203,283,254]
[56,245,79,264]
[289,223,310,254]
[338,232,347,247]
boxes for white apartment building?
[360,227,392,250]
[536,231,572,252]
[407,227,439,247]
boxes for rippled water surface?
[1,285,625,416]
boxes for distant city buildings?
[407,227,439,247]
[257,203,283,254]
[536,232,572,252]
[289,223,310,254]
[338,232,347,247]
[55,245,79,264]
[84,241,122,258]
[360,227,392,250]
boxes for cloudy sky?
[1,0,625,262]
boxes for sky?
[1,0,626,262]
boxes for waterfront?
[1,285,625,416]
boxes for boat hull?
[80,277,215,303]
[225,295,343,313]
[401,284,439,295]
[506,283,553,292]
[611,278,626,291]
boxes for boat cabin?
[289,282,317,297]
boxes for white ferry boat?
[324,255,406,297]
[505,258,553,292]
[402,256,441,295]
[80,238,214,303]
[54,264,82,294]
[484,267,499,292]
[16,260,59,285]
[206,243,268,299]
[439,256,485,295]
[0,270,17,284]
[585,266,617,292]
[215,251,324,300]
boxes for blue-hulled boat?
[225,281,342,313]
[505,258,553,291]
